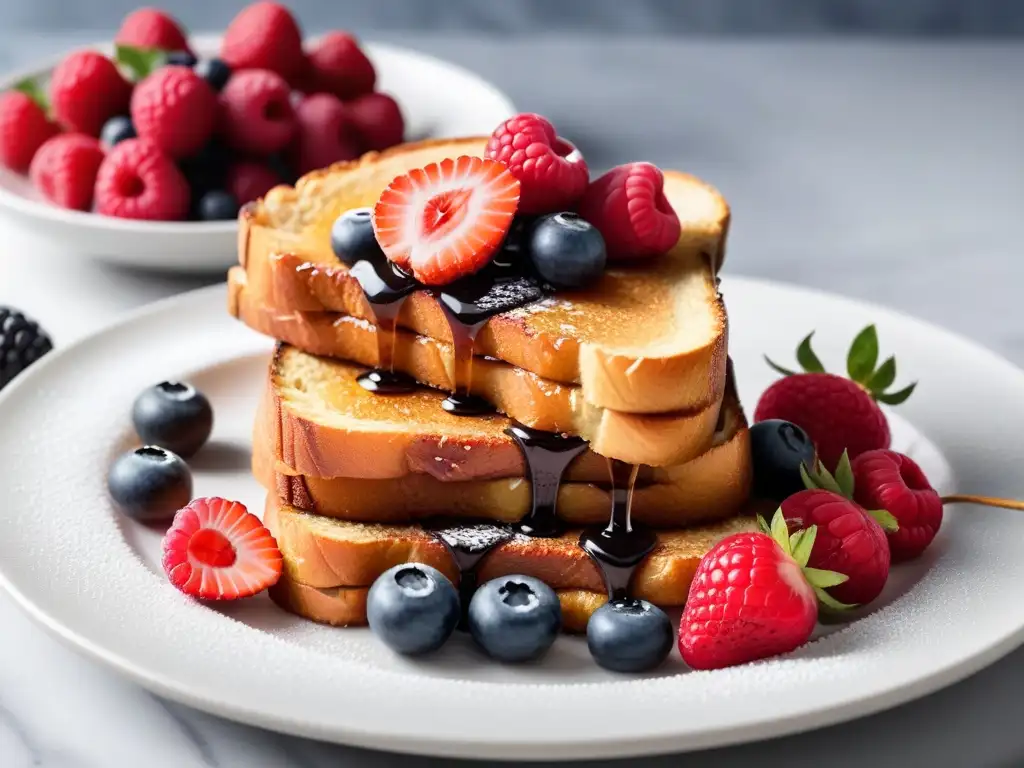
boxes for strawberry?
[220,2,305,83]
[756,325,917,467]
[50,51,132,137]
[0,88,60,172]
[781,452,897,605]
[115,8,191,54]
[162,497,282,600]
[679,509,847,670]
[852,449,943,561]
[577,163,681,261]
[485,113,588,215]
[373,156,520,285]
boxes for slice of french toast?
[263,496,757,632]
[253,360,750,527]
[231,137,730,416]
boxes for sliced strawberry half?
[372,155,520,286]
[162,497,282,600]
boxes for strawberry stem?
[942,494,1024,512]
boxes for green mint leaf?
[13,78,48,111]
[790,528,815,568]
[875,382,917,406]
[814,586,857,612]
[796,332,825,373]
[764,355,798,377]
[868,508,900,532]
[804,567,849,589]
[757,514,772,536]
[834,450,855,499]
[867,355,897,393]
[770,509,792,556]
[115,44,167,81]
[846,325,879,384]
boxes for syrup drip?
[426,520,513,626]
[349,256,418,395]
[578,459,657,600]
[506,422,589,537]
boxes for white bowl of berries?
[0,4,515,273]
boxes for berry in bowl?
[0,3,514,272]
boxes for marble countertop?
[1,36,1023,767]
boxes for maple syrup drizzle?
[425,520,513,626]
[349,256,418,394]
[578,459,657,600]
[505,422,588,537]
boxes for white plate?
[0,35,515,274]
[0,276,1021,761]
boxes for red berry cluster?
[0,3,405,222]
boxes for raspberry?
[218,69,296,156]
[348,92,404,152]
[94,139,190,221]
[0,91,60,172]
[577,163,681,261]
[115,8,191,53]
[290,93,362,176]
[485,113,589,215]
[221,2,304,83]
[131,66,217,159]
[29,133,104,211]
[306,32,376,100]
[50,51,131,137]
[226,161,281,206]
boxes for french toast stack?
[229,137,756,632]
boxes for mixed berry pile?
[0,3,404,221]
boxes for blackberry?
[0,308,53,390]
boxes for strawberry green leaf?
[757,514,772,536]
[867,355,897,393]
[764,355,798,377]
[790,528,815,568]
[846,325,879,384]
[868,508,900,532]
[770,509,792,556]
[814,586,857,612]
[834,450,855,499]
[804,567,849,589]
[799,461,816,491]
[804,460,843,495]
[116,44,166,81]
[875,381,917,406]
[796,332,825,374]
[13,78,48,111]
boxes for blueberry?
[100,115,136,148]
[107,446,192,522]
[330,207,381,265]
[367,564,460,655]
[468,575,561,663]
[197,190,239,221]
[166,50,198,68]
[194,58,232,91]
[179,142,231,196]
[587,598,673,673]
[528,212,606,289]
[266,153,296,185]
[750,419,817,502]
[494,215,536,266]
[131,381,214,459]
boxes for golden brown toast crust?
[233,137,731,415]
[264,495,757,599]
[270,576,622,634]
[252,384,752,527]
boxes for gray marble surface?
[1,36,1024,767]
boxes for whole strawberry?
[755,325,916,467]
[221,2,305,83]
[781,452,896,605]
[0,89,60,172]
[29,133,105,211]
[679,510,847,670]
[131,66,217,159]
[50,51,132,137]
[115,8,191,53]
[852,449,943,561]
